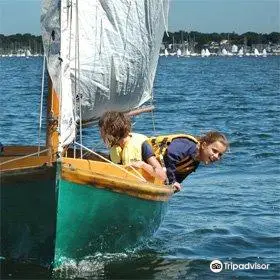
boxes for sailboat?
[205,48,210,57]
[184,48,191,57]
[200,49,205,57]
[237,47,244,57]
[254,48,260,57]
[176,48,182,57]
[262,49,267,57]
[221,48,228,56]
[0,0,173,268]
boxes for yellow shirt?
[110,133,148,165]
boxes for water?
[0,56,279,279]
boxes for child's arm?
[130,157,166,182]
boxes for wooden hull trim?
[61,158,173,202]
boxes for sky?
[0,0,279,35]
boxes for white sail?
[254,48,260,56]
[185,48,190,57]
[221,48,228,56]
[237,47,244,57]
[201,49,206,57]
[176,48,182,57]
[41,0,169,147]
[205,48,210,57]
[231,44,238,53]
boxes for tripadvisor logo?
[210,259,270,273]
[210,260,223,273]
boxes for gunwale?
[0,145,173,201]
[61,157,173,202]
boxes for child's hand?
[172,182,182,193]
[129,161,144,169]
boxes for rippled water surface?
[0,56,279,279]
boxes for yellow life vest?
[110,133,148,165]
[146,134,199,165]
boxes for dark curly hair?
[99,111,131,147]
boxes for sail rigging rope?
[67,0,77,159]
[75,0,83,159]
[149,100,157,135]
[74,142,147,182]
[37,54,46,155]
[0,148,49,166]
[46,31,55,126]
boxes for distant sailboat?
[254,48,260,57]
[184,48,191,57]
[169,36,176,56]
[221,48,228,56]
[231,44,238,54]
[176,48,182,57]
[262,49,267,57]
[205,48,210,57]
[237,47,244,57]
[201,49,206,57]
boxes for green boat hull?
[54,178,167,266]
[1,166,57,266]
[1,165,168,267]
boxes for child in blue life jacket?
[98,111,167,182]
[155,131,229,192]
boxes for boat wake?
[53,252,133,279]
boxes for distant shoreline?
[0,31,279,56]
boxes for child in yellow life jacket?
[98,111,167,182]
[148,132,229,192]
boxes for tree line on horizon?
[0,31,279,54]
[163,31,280,49]
[0,33,43,54]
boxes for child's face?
[200,140,227,165]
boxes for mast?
[46,76,60,164]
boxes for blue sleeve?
[164,138,196,184]
[142,141,154,162]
